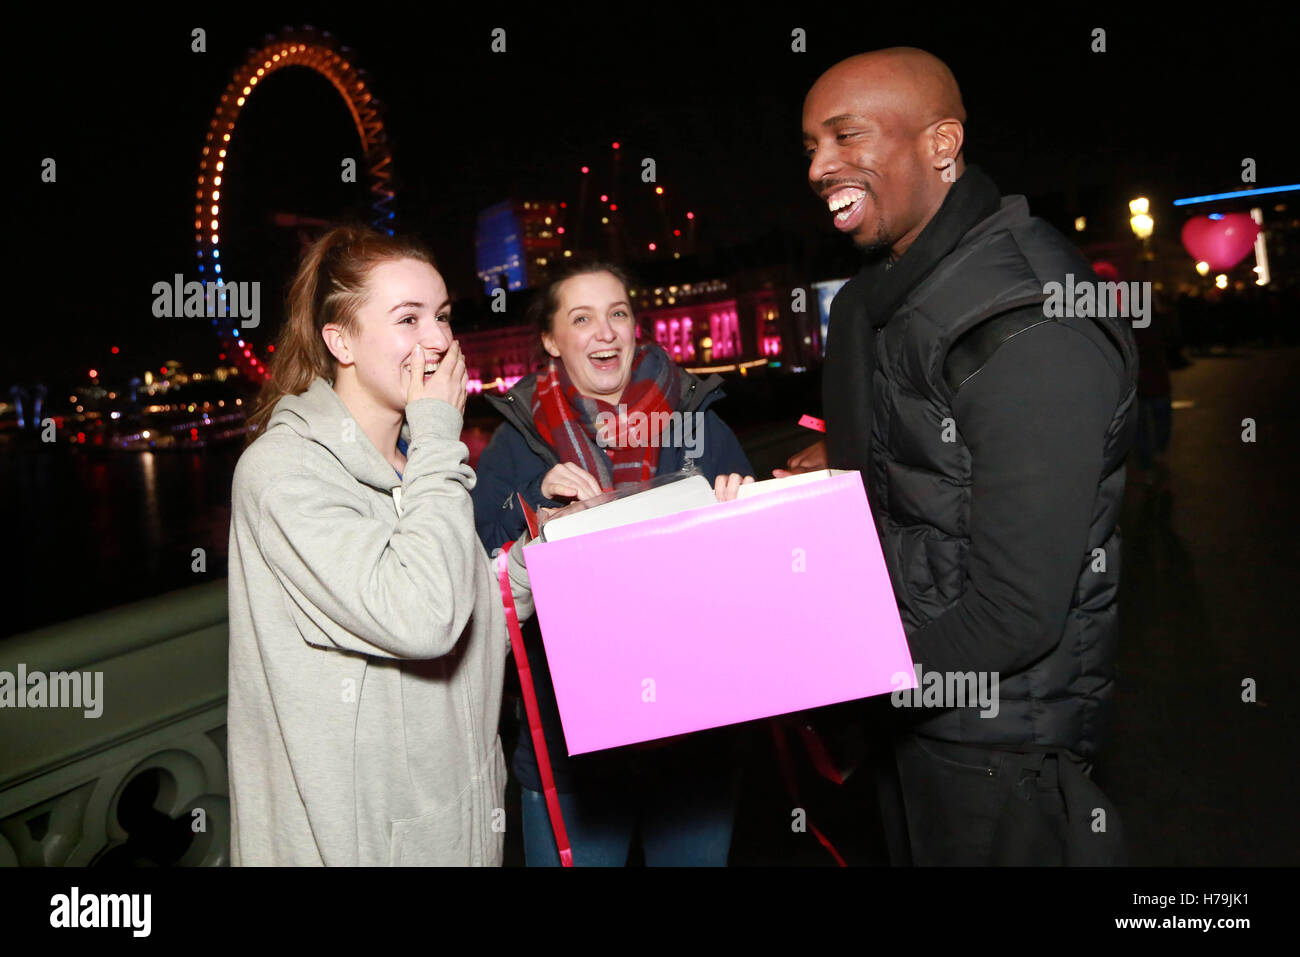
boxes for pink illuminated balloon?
[1180,214,1260,270]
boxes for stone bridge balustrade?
[0,581,230,866]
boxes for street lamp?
[1129,197,1154,239]
[1250,207,1270,286]
[1129,197,1155,285]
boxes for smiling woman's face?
[541,271,637,404]
[330,257,452,412]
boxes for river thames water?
[1,425,498,637]
[2,371,819,637]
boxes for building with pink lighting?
[452,275,824,395]
[632,280,793,367]
[453,321,542,395]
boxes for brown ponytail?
[244,225,435,443]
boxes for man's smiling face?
[803,77,917,257]
[802,51,966,261]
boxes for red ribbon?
[497,542,573,867]
[769,720,847,867]
[797,722,844,786]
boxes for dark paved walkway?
[1104,345,1300,865]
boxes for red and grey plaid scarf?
[532,342,682,491]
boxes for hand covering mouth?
[403,359,442,377]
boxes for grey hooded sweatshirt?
[227,376,529,866]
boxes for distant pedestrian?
[1133,310,1173,488]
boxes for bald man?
[800,49,1135,865]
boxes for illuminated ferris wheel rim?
[194,26,396,382]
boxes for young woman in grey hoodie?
[227,226,532,865]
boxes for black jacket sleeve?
[471,424,553,553]
[696,409,754,482]
[903,316,1121,678]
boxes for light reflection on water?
[139,451,161,551]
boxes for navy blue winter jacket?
[471,368,753,792]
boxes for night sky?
[10,6,1294,390]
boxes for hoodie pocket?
[389,797,472,866]
[468,743,509,867]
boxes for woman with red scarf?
[472,262,754,865]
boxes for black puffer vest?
[869,198,1138,760]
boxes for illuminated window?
[704,309,740,359]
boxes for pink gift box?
[523,470,916,755]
